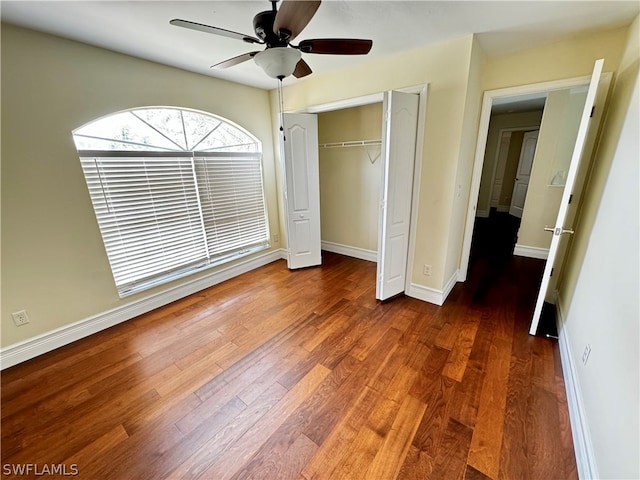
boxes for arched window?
[73,107,269,297]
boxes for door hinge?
[590,106,595,118]
[568,194,573,204]
[550,268,554,277]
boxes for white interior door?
[376,91,419,300]
[282,113,321,269]
[529,58,604,334]
[509,130,538,218]
[491,131,512,208]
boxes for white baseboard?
[496,204,510,213]
[321,241,377,263]
[555,293,599,479]
[0,249,286,370]
[406,269,458,306]
[476,209,490,218]
[514,244,549,260]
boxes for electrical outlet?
[582,344,591,365]
[12,310,30,327]
[273,234,279,243]
[423,264,432,276]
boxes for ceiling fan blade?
[170,19,262,45]
[298,39,373,55]
[273,0,321,41]
[293,59,313,78]
[211,52,259,69]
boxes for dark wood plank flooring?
[1,235,577,479]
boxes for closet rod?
[319,139,381,149]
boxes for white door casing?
[376,91,420,300]
[282,113,322,269]
[529,58,604,334]
[509,130,539,218]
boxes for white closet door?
[282,113,322,269]
[509,130,538,218]
[376,90,419,300]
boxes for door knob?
[561,228,574,235]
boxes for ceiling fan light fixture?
[254,47,301,79]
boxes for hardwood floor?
[1,246,577,479]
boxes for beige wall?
[517,88,587,249]
[273,34,478,291]
[444,36,486,283]
[482,26,628,90]
[558,15,639,478]
[318,103,382,144]
[318,104,382,252]
[560,22,639,308]
[1,25,278,347]
[477,110,544,213]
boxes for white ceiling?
[2,1,638,90]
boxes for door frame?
[484,125,541,216]
[458,72,612,283]
[297,84,428,294]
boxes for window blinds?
[80,151,269,296]
[194,153,270,261]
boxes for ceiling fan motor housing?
[253,10,289,47]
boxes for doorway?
[467,100,545,305]
[460,66,612,334]
[472,102,545,270]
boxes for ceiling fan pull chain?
[278,79,286,141]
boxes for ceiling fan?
[170,0,373,80]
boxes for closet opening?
[284,86,426,300]
[317,103,383,264]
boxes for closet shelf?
[319,139,381,148]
